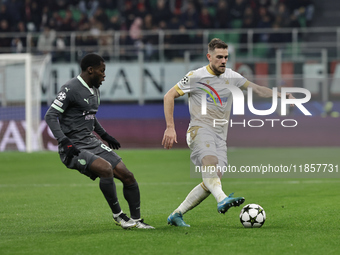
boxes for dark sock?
[123,182,140,219]
[99,177,121,214]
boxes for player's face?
[207,48,228,76]
[92,62,106,88]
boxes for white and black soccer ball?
[240,204,266,228]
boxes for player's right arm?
[45,86,80,163]
[162,86,181,149]
[44,86,71,142]
[44,106,65,142]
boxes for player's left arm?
[94,117,106,137]
[94,117,121,150]
[247,81,295,103]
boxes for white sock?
[174,182,210,215]
[113,210,123,218]
[202,177,227,203]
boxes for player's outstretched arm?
[247,82,295,105]
[162,87,180,149]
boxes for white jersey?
[175,65,249,140]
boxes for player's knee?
[202,155,218,166]
[90,158,114,178]
[114,162,136,184]
[98,163,113,178]
[122,171,136,184]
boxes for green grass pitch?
[0,147,339,255]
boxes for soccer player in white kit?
[162,38,294,227]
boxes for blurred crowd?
[0,0,315,60]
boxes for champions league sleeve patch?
[57,92,66,101]
[180,76,189,85]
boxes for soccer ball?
[240,204,266,228]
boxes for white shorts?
[186,126,228,168]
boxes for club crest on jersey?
[57,92,66,101]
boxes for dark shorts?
[59,139,121,180]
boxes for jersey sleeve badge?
[57,92,67,101]
[181,76,189,85]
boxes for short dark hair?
[80,53,105,71]
[208,38,228,53]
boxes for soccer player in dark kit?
[45,53,154,229]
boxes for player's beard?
[211,64,225,76]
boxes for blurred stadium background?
[0,0,339,151]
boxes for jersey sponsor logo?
[53,99,63,107]
[84,114,95,120]
[197,82,223,106]
[206,94,228,104]
[57,92,66,101]
[84,98,89,104]
[83,110,97,115]
[65,87,70,92]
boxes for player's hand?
[101,133,121,150]
[287,93,296,107]
[162,127,177,149]
[59,137,80,164]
